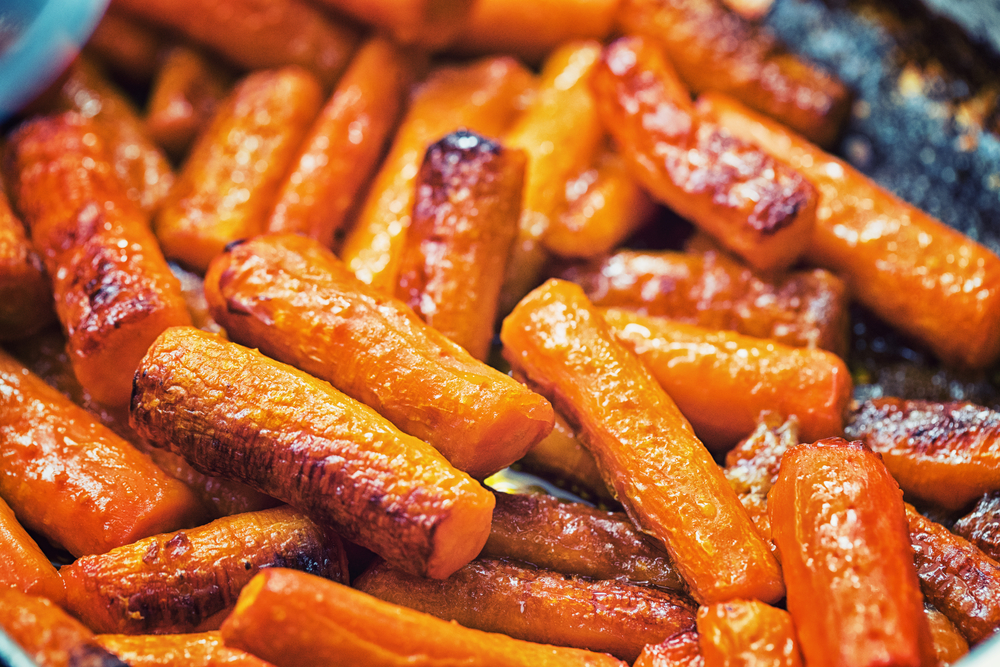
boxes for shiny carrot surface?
[954,492,1000,562]
[517,412,614,501]
[924,606,969,666]
[0,187,53,341]
[97,632,274,667]
[0,496,64,603]
[696,599,803,667]
[500,279,783,604]
[634,631,704,667]
[312,0,476,48]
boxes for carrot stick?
[311,0,476,49]
[0,496,64,603]
[0,187,53,341]
[696,599,803,667]
[97,632,274,667]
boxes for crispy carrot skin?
[955,492,1000,562]
[591,37,816,274]
[111,0,359,89]
[603,309,851,449]
[518,412,615,502]
[155,68,322,273]
[6,112,192,407]
[396,130,525,360]
[221,568,628,667]
[356,558,695,662]
[500,279,783,604]
[267,38,415,249]
[558,248,850,356]
[86,8,165,82]
[97,632,274,667]
[312,0,475,48]
[905,504,1000,645]
[61,506,348,634]
[482,491,685,591]
[845,399,1000,510]
[0,589,127,667]
[130,326,495,579]
[696,599,803,667]
[0,496,64,603]
[618,0,850,147]
[0,188,53,341]
[634,631,703,667]
[340,56,532,290]
[204,234,553,479]
[923,606,969,665]
[698,93,1000,369]
[769,438,935,667]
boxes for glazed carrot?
[481,491,686,591]
[96,632,275,667]
[396,130,526,360]
[356,558,696,662]
[0,187,53,341]
[311,0,475,48]
[634,631,703,667]
[924,607,969,666]
[905,504,1000,645]
[591,37,817,274]
[61,506,348,634]
[845,399,1000,510]
[769,439,935,667]
[557,248,850,356]
[221,568,629,667]
[155,67,322,272]
[6,113,193,407]
[954,493,1000,562]
[603,309,852,449]
[130,326,495,579]
[267,37,416,249]
[696,599,803,667]
[0,588,127,667]
[111,0,359,89]
[517,412,614,501]
[86,7,165,82]
[204,234,553,479]
[501,279,783,604]
[340,56,532,290]
[697,92,1000,369]
[618,0,850,147]
[0,497,64,603]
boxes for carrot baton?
[0,187,53,341]
[634,631,704,667]
[0,497,64,603]
[96,632,274,667]
[696,599,803,667]
[310,0,475,49]
[954,493,1000,562]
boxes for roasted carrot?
[61,506,348,634]
[267,37,416,249]
[86,7,165,82]
[221,568,629,667]
[340,56,532,290]
[155,67,322,272]
[769,439,935,667]
[634,631,704,667]
[6,113,193,407]
[130,326,495,579]
[618,0,850,147]
[603,309,852,449]
[311,0,475,49]
[517,412,615,502]
[924,606,969,666]
[0,187,53,341]
[954,492,1000,562]
[591,36,817,274]
[557,247,850,356]
[845,399,1000,510]
[696,599,803,667]
[501,279,783,604]
[111,0,359,89]
[396,130,525,360]
[697,92,1000,369]
[0,496,64,603]
[96,632,275,667]
[482,491,686,591]
[204,234,553,479]
[356,558,696,662]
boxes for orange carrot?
[311,0,476,49]
[954,493,1000,562]
[924,607,969,665]
[634,631,704,667]
[0,187,53,341]
[696,599,803,667]
[0,496,64,603]
[96,632,275,667]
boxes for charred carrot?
[500,279,783,604]
[603,309,852,449]
[0,497,64,603]
[0,187,53,341]
[96,632,274,667]
[155,67,322,272]
[954,493,1000,562]
[340,56,532,290]
[86,8,165,82]
[267,37,416,249]
[204,234,553,479]
[924,607,969,665]
[591,37,817,274]
[696,599,803,667]
[221,568,629,667]
[396,130,525,360]
[312,0,475,49]
[697,92,1000,369]
[482,491,685,591]
[130,326,495,579]
[634,631,703,667]
[769,439,935,667]
[517,412,614,502]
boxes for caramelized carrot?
[769,439,935,667]
[845,399,1000,510]
[204,234,553,479]
[697,92,1000,369]
[954,493,1000,562]
[591,37,817,274]
[603,309,851,449]
[618,0,850,147]
[267,38,416,248]
[221,568,629,667]
[61,506,348,634]
[0,497,64,603]
[340,56,532,290]
[634,631,704,667]
[924,606,969,666]
[155,67,322,272]
[86,8,165,82]
[130,326,495,579]
[0,187,53,341]
[482,491,686,591]
[517,412,614,501]
[696,599,803,667]
[312,0,475,48]
[396,130,525,360]
[500,279,783,604]
[97,632,273,666]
